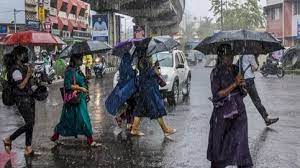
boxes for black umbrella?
[282,46,300,68]
[146,35,180,56]
[194,29,284,55]
[60,41,112,58]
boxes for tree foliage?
[196,16,216,39]
[210,0,264,30]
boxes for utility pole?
[221,0,223,30]
[282,0,285,46]
[13,9,25,33]
[124,18,127,40]
[14,8,17,33]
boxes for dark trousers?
[245,78,269,120]
[9,96,35,146]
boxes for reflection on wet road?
[1,65,300,168]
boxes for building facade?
[0,0,91,40]
[265,0,300,47]
[47,0,91,40]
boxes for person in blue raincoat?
[114,52,137,130]
[130,50,176,136]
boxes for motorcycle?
[93,57,105,78]
[34,61,56,84]
[260,60,285,78]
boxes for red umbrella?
[2,31,64,46]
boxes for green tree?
[195,16,217,39]
[210,0,264,30]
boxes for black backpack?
[1,70,15,106]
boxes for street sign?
[38,7,45,22]
[44,22,51,32]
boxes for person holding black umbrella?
[239,54,279,126]
[207,44,253,168]
[50,53,98,146]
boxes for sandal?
[3,139,12,154]
[89,142,101,147]
[115,117,123,128]
[130,130,145,136]
[24,150,41,157]
[164,128,177,137]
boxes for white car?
[113,50,191,106]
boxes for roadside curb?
[0,67,117,94]
[285,69,300,75]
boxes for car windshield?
[152,52,173,67]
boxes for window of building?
[52,24,58,29]
[50,0,57,8]
[79,9,86,17]
[63,25,68,31]
[61,2,68,12]
[270,8,281,20]
[294,2,300,15]
[71,5,77,15]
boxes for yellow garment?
[83,55,93,68]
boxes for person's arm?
[64,69,88,93]
[218,82,238,98]
[13,66,32,90]
[71,84,87,92]
[211,70,243,99]
[250,55,259,72]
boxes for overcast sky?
[0,0,25,24]
[186,0,266,18]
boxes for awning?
[54,35,66,45]
[58,17,68,26]
[47,16,58,24]
[68,20,78,27]
[69,0,78,6]
[78,22,87,29]
[77,1,86,9]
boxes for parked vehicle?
[153,50,191,105]
[185,52,198,66]
[184,40,201,66]
[94,57,105,78]
[34,61,55,84]
[260,59,285,78]
[113,50,191,106]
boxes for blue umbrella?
[112,36,180,57]
[112,38,144,57]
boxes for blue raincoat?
[105,53,137,115]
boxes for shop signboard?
[26,20,40,31]
[92,14,109,43]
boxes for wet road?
[1,65,300,168]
